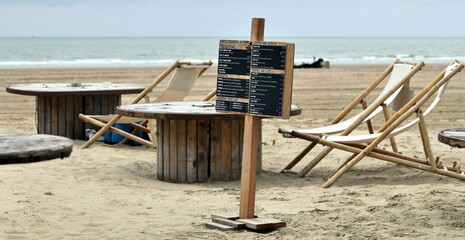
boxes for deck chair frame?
[279,60,424,176]
[80,60,213,149]
[292,61,464,187]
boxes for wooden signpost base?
[207,18,286,231]
[206,213,285,231]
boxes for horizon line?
[1,36,465,39]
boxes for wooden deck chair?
[291,61,464,187]
[279,60,424,176]
[80,60,213,149]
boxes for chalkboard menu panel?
[252,42,287,70]
[217,40,252,113]
[218,40,251,76]
[217,76,250,99]
[216,99,248,113]
[216,40,294,119]
[249,70,284,117]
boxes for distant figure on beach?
[294,58,324,68]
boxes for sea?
[0,37,464,67]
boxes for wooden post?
[239,17,265,219]
[361,100,374,134]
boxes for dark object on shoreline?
[294,58,330,68]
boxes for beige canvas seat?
[279,60,424,176]
[80,60,213,149]
[290,61,464,187]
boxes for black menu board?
[217,40,251,113]
[216,40,294,119]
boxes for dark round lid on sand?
[438,128,465,148]
[0,133,73,164]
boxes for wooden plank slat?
[205,222,235,231]
[186,120,198,183]
[230,120,241,181]
[58,96,66,136]
[83,95,94,131]
[197,120,209,182]
[210,120,222,181]
[92,95,102,132]
[237,218,286,230]
[74,96,84,140]
[211,213,240,220]
[177,120,187,183]
[220,120,231,181]
[44,96,51,135]
[156,119,163,180]
[51,96,59,135]
[37,96,45,134]
[169,120,178,182]
[212,218,246,229]
[108,95,116,113]
[101,95,109,115]
[116,95,121,108]
[163,119,170,182]
[65,96,74,138]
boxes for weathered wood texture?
[156,119,262,183]
[0,133,73,164]
[237,218,286,230]
[36,95,120,140]
[204,222,235,231]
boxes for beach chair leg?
[148,119,156,146]
[120,119,149,145]
[81,114,123,149]
[382,104,399,153]
[361,100,374,134]
[280,142,317,173]
[416,110,437,170]
[297,146,334,178]
[119,96,152,145]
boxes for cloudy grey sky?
[0,0,463,37]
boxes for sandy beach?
[1,64,465,239]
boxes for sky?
[0,0,464,37]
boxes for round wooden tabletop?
[116,101,302,120]
[6,83,146,96]
[438,128,465,148]
[0,133,73,164]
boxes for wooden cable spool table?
[117,101,302,183]
[438,128,465,148]
[6,83,146,140]
[0,133,73,164]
